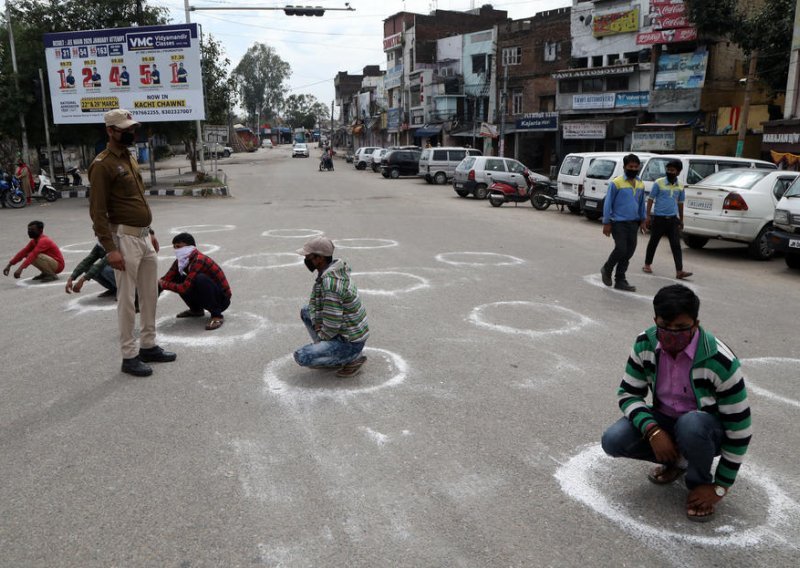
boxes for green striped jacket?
[618,326,751,487]
[308,260,369,343]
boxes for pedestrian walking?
[3,220,65,282]
[294,236,369,377]
[88,108,176,377]
[601,153,647,292]
[643,160,693,279]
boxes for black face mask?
[625,168,638,179]
[666,174,678,183]
[119,131,136,146]
[27,230,39,239]
[304,258,316,272]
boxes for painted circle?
[262,228,324,239]
[264,347,408,400]
[15,277,64,289]
[435,252,525,267]
[468,301,594,338]
[157,243,220,261]
[350,271,431,296]
[65,292,165,314]
[61,241,97,254]
[333,238,399,250]
[555,444,799,547]
[222,252,304,270]
[582,273,700,301]
[155,311,268,347]
[169,224,235,234]
[741,357,800,410]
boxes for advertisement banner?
[358,91,371,120]
[385,65,403,90]
[515,112,558,131]
[387,108,401,131]
[573,93,616,110]
[563,122,606,140]
[615,91,651,108]
[593,8,640,37]
[637,26,697,45]
[631,131,676,151]
[654,51,708,90]
[43,24,203,124]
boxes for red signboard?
[636,26,697,45]
[383,33,402,51]
[657,15,689,29]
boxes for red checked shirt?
[160,250,231,299]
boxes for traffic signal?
[284,5,325,16]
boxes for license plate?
[454,183,463,189]
[687,198,712,210]
[583,200,597,209]
[790,239,800,249]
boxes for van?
[556,152,638,214]
[769,175,800,270]
[579,153,655,220]
[639,154,776,194]
[418,147,482,185]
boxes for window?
[485,159,507,172]
[559,156,584,176]
[687,161,716,184]
[641,158,669,182]
[502,46,522,66]
[586,159,616,180]
[433,150,447,160]
[512,89,523,115]
[507,160,526,174]
[543,42,560,62]
[472,54,486,74]
[540,96,556,112]
[448,149,466,161]
[581,78,604,92]
[560,79,580,93]
[605,76,629,91]
[592,55,603,67]
[773,177,797,200]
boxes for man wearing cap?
[295,236,370,378]
[88,108,176,377]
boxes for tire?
[425,178,432,184]
[473,184,488,199]
[382,172,390,178]
[683,234,709,250]
[356,162,366,170]
[584,211,602,221]
[489,195,503,207]
[748,225,775,260]
[319,162,324,172]
[786,253,800,269]
[44,188,58,202]
[567,203,581,214]
[223,150,231,158]
[6,192,26,208]
[531,191,551,210]
[390,168,400,179]
[455,189,470,198]
[434,172,447,185]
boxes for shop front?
[761,119,800,170]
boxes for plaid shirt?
[161,250,231,298]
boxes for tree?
[232,43,291,125]
[202,35,236,126]
[284,94,329,130]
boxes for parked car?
[354,146,381,169]
[579,153,655,220]
[370,148,389,172]
[556,152,633,213]
[292,143,309,158]
[640,154,776,194]
[681,168,800,260]
[453,156,549,199]
[380,149,421,178]
[418,146,482,185]
[188,143,233,160]
[769,176,800,269]
[261,139,273,149]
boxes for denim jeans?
[294,306,365,367]
[94,264,117,293]
[601,410,724,489]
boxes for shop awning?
[413,125,442,138]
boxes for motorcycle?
[55,166,83,187]
[0,171,27,208]
[530,179,575,211]
[32,170,60,202]
[319,153,334,172]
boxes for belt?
[110,223,150,238]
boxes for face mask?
[304,258,316,272]
[27,230,39,239]
[625,168,638,179]
[666,173,678,183]
[175,245,196,274]
[119,131,135,145]
[657,326,695,355]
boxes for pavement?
[1,145,799,567]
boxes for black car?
[380,149,421,179]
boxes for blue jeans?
[294,306,365,367]
[94,264,117,293]
[601,410,724,489]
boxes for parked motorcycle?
[531,179,573,211]
[55,166,83,187]
[0,171,27,208]
[32,170,60,202]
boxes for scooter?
[488,178,531,207]
[55,166,83,187]
[32,170,60,202]
[0,171,26,208]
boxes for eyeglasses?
[656,323,694,332]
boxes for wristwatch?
[714,485,727,497]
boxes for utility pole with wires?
[5,0,31,166]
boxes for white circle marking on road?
[555,444,800,548]
[350,271,431,296]
[170,224,236,234]
[15,277,65,289]
[262,228,324,239]
[155,311,269,347]
[222,252,304,270]
[583,273,700,301]
[333,238,399,250]
[435,252,525,267]
[741,357,800,410]
[468,301,595,338]
[65,292,166,314]
[61,241,97,254]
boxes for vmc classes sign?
[43,24,205,124]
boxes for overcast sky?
[164,0,571,110]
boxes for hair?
[666,160,683,172]
[623,153,641,166]
[28,220,44,231]
[653,284,700,322]
[171,232,196,247]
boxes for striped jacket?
[617,326,752,487]
[308,260,369,343]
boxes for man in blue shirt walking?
[643,160,693,279]
[601,154,646,292]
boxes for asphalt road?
[1,146,799,567]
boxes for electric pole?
[5,1,30,165]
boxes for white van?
[556,152,639,214]
[418,147,482,185]
[579,153,656,220]
[639,154,776,194]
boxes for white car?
[682,168,800,260]
[261,139,273,149]
[292,143,309,158]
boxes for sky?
[163,0,572,112]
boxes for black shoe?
[601,265,612,287]
[31,273,46,281]
[121,356,153,377]
[138,345,177,363]
[614,281,637,292]
[39,274,58,282]
[97,289,116,299]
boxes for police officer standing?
[88,109,176,377]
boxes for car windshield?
[694,169,769,189]
[586,159,616,180]
[559,156,583,176]
[641,158,671,181]
[784,176,800,198]
[458,157,476,170]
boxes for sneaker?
[600,265,612,287]
[336,355,367,378]
[614,281,637,292]
[39,274,58,283]
[121,356,153,377]
[138,345,177,363]
[97,289,116,299]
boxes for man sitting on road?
[3,220,65,282]
[65,241,117,298]
[294,236,369,377]
[159,232,231,331]
[601,284,752,522]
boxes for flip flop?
[205,317,224,331]
[687,504,715,523]
[642,266,653,273]
[647,464,686,485]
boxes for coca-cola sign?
[657,15,689,29]
[637,27,697,45]
[651,2,687,16]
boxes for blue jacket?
[648,176,684,217]
[603,175,646,224]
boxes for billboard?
[43,24,204,124]
[563,122,606,140]
[654,51,708,90]
[592,8,640,37]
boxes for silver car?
[453,156,548,199]
[292,143,309,158]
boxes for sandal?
[676,271,693,280]
[177,309,205,318]
[642,265,653,274]
[647,464,686,485]
[205,317,224,331]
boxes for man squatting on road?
[601,284,752,522]
[65,241,117,299]
[88,108,176,377]
[4,220,65,282]
[294,237,370,378]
